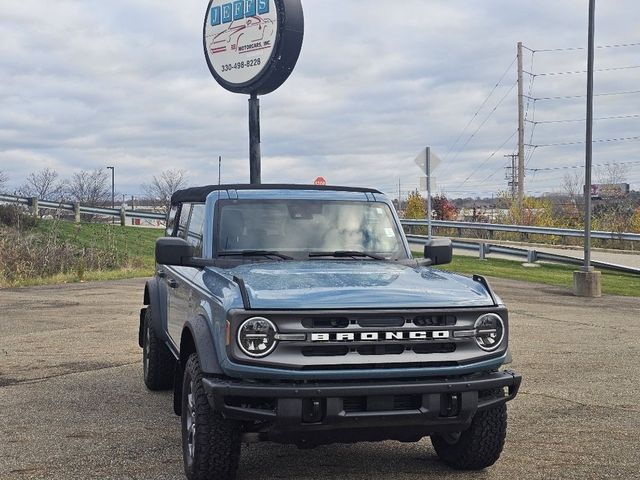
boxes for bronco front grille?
[228,307,508,370]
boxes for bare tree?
[596,162,629,185]
[562,170,584,202]
[142,169,189,213]
[65,169,110,207]
[19,168,65,200]
[0,170,8,193]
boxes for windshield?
[215,200,407,260]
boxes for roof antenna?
[218,156,222,185]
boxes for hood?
[222,260,494,310]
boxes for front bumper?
[203,370,521,446]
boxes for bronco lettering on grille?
[310,331,450,342]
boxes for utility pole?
[504,153,519,199]
[398,178,401,211]
[517,41,525,215]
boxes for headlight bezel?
[236,316,278,358]
[474,313,505,352]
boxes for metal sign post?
[574,0,602,297]
[249,93,261,184]
[583,0,596,273]
[415,147,441,240]
[426,147,433,240]
[203,0,304,185]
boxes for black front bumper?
[202,370,521,446]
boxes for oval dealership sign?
[203,0,304,95]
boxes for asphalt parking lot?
[1,277,638,479]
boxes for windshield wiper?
[218,250,293,260]
[308,251,386,260]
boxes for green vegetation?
[35,220,160,269]
[430,254,640,297]
[0,205,162,287]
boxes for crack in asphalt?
[510,309,634,332]
[519,390,640,413]
[0,362,139,388]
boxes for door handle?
[167,279,178,289]
[157,269,166,278]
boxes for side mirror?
[423,238,453,266]
[156,237,194,266]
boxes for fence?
[400,219,640,243]
[0,194,165,225]
[407,235,640,275]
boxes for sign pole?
[582,0,596,272]
[426,147,432,240]
[573,0,601,297]
[249,93,261,185]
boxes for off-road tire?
[182,353,241,480]
[431,403,507,470]
[142,305,174,391]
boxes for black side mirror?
[156,237,195,266]
[423,238,453,266]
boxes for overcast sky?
[1,0,638,200]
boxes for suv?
[139,184,521,480]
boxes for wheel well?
[143,285,150,305]
[180,328,197,368]
[174,328,197,416]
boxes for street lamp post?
[573,0,602,297]
[106,166,115,210]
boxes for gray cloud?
[0,0,638,200]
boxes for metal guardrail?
[407,235,640,275]
[0,194,166,221]
[401,219,640,243]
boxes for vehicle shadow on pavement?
[237,441,477,480]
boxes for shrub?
[0,204,39,230]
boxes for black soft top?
[170,184,382,205]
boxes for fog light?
[474,313,505,352]
[237,317,278,357]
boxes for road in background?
[1,278,638,479]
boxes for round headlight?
[237,317,278,357]
[474,313,505,352]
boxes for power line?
[525,90,640,101]
[524,42,640,53]
[528,135,640,147]
[443,57,516,162]
[457,130,518,189]
[526,113,640,124]
[447,81,518,166]
[526,159,640,172]
[523,65,640,77]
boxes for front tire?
[182,353,241,480]
[142,306,174,391]
[431,403,508,470]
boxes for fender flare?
[174,316,224,416]
[180,316,223,376]
[140,278,170,350]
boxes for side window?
[177,203,192,239]
[165,205,179,236]
[186,204,206,256]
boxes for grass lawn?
[430,254,640,297]
[1,221,162,287]
[36,220,161,269]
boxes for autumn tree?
[404,190,427,235]
[432,194,459,220]
[142,169,189,213]
[19,168,65,201]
